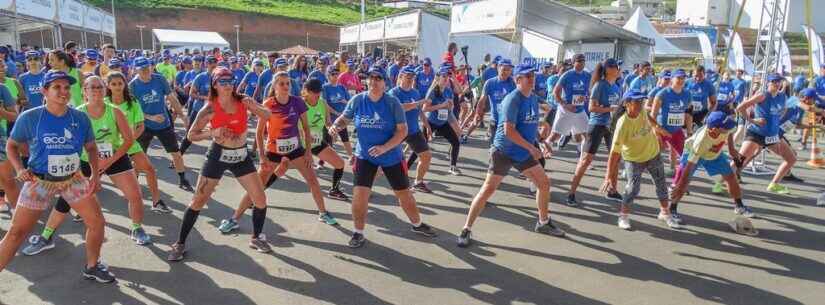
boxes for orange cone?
[807,113,825,168]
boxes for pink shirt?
[338,72,363,92]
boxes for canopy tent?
[278,45,319,56]
[450,0,653,71]
[623,8,696,57]
[339,9,515,69]
[152,29,229,51]
[0,0,116,49]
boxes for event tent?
[450,0,653,70]
[278,45,319,56]
[152,29,229,51]
[623,8,695,57]
[0,0,116,49]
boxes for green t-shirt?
[69,68,84,108]
[78,102,123,162]
[304,97,328,148]
[156,63,178,83]
[107,97,145,155]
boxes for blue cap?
[437,65,451,76]
[659,70,672,79]
[493,55,502,64]
[515,63,536,76]
[0,46,8,54]
[361,57,371,65]
[706,111,736,130]
[41,69,77,87]
[229,57,238,63]
[84,49,99,60]
[401,66,417,75]
[368,66,386,79]
[766,73,783,82]
[252,59,264,66]
[182,56,193,64]
[25,51,41,59]
[108,59,122,68]
[346,59,356,66]
[801,88,817,99]
[423,58,432,66]
[498,58,514,67]
[274,58,288,67]
[133,57,151,69]
[604,58,619,68]
[541,61,554,68]
[193,55,205,62]
[622,89,646,102]
[326,65,340,74]
[617,60,624,66]
[205,55,218,63]
[673,69,687,78]
[162,54,171,59]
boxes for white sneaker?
[617,214,631,230]
[529,182,536,194]
[657,211,670,221]
[817,192,825,206]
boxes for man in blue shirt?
[415,58,434,97]
[813,64,825,107]
[686,65,717,126]
[387,53,408,87]
[534,62,553,101]
[629,61,656,96]
[179,55,218,155]
[547,53,591,154]
[481,55,501,83]
[458,62,565,248]
[18,51,44,110]
[129,57,193,191]
[471,58,516,144]
[308,56,329,85]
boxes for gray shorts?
[488,149,539,176]
[622,154,669,207]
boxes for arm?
[243,96,270,120]
[0,102,17,121]
[300,112,313,154]
[84,140,101,189]
[237,74,249,95]
[379,123,408,152]
[166,91,188,126]
[5,139,32,181]
[186,104,214,142]
[737,93,765,125]
[13,80,27,110]
[256,116,267,159]
[110,109,134,162]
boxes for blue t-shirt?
[256,69,277,102]
[415,70,434,97]
[426,87,453,127]
[174,70,188,92]
[748,91,785,137]
[5,59,16,78]
[717,80,735,104]
[629,75,656,96]
[482,77,516,124]
[623,73,639,90]
[482,67,498,83]
[655,87,690,133]
[388,86,423,135]
[241,71,259,97]
[342,92,406,167]
[0,85,15,114]
[232,68,246,87]
[558,69,592,113]
[814,76,825,106]
[288,69,307,84]
[190,71,212,112]
[494,90,540,162]
[545,74,560,109]
[19,71,45,110]
[535,73,549,100]
[308,69,327,84]
[10,107,94,175]
[129,74,173,130]
[183,68,202,89]
[793,75,808,93]
[732,78,749,104]
[686,79,716,112]
[322,83,351,115]
[588,80,620,126]
[388,64,402,85]
[779,97,804,135]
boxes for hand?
[528,146,542,161]
[751,118,766,127]
[302,151,313,168]
[88,172,101,195]
[424,126,433,141]
[98,158,115,174]
[328,125,341,136]
[671,183,686,202]
[14,168,35,182]
[600,177,617,194]
[540,142,553,158]
[368,144,388,157]
[211,127,227,141]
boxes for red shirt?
[210,97,248,135]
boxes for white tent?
[152,29,229,51]
[0,0,116,49]
[623,8,696,57]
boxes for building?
[675,0,825,33]
[382,0,451,10]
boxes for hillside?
[87,0,400,25]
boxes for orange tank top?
[209,97,248,135]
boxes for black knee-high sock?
[179,139,192,154]
[407,152,418,168]
[252,206,267,238]
[447,131,460,167]
[560,134,572,149]
[332,168,344,190]
[177,208,200,244]
[539,157,546,168]
[265,175,279,188]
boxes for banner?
[16,0,57,21]
[521,29,559,65]
[84,7,103,32]
[697,32,714,70]
[450,0,517,34]
[58,0,85,28]
[102,14,116,35]
[776,39,792,75]
[565,43,614,71]
[339,25,359,44]
[384,12,419,40]
[359,19,385,42]
[802,25,824,73]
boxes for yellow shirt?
[80,62,97,75]
[611,110,660,163]
[685,126,730,163]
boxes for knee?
[534,174,550,190]
[419,151,432,161]
[83,212,105,230]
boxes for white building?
[382,0,451,10]
[675,0,825,33]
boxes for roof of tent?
[277,45,320,56]
[623,8,696,57]
[518,0,652,45]
[152,29,229,48]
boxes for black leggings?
[409,124,460,167]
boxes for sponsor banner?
[84,6,103,32]
[565,43,614,71]
[451,0,517,34]
[340,25,359,44]
[360,19,385,42]
[58,0,85,28]
[385,12,419,40]
[102,14,116,34]
[17,0,57,21]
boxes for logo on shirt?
[141,90,160,104]
[42,128,75,149]
[95,127,112,142]
[357,112,384,129]
[709,141,725,153]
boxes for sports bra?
[209,97,248,135]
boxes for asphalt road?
[1,124,824,305]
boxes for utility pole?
[111,0,118,47]
[137,25,146,50]
[234,24,241,54]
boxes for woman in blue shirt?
[329,66,436,248]
[422,65,462,177]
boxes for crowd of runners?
[0,40,823,283]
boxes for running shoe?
[82,263,116,283]
[657,211,670,221]
[179,179,194,192]
[565,194,579,207]
[606,191,623,202]
[782,173,805,183]
[712,182,726,194]
[412,182,433,194]
[460,134,469,144]
[529,182,536,194]
[167,243,186,261]
[151,200,173,214]
[734,205,756,218]
[249,235,272,253]
[665,216,682,229]
[130,227,152,245]
[318,212,338,225]
[313,163,324,170]
[348,232,366,248]
[327,188,350,201]
[457,228,472,248]
[72,213,83,222]
[411,223,437,237]
[534,219,566,237]
[21,235,55,256]
[817,192,825,206]
[766,183,791,195]
[449,166,462,176]
[218,218,240,233]
[617,214,631,230]
[670,212,685,224]
[0,203,10,215]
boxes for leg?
[236,172,267,239]
[414,151,432,184]
[767,141,797,185]
[463,173,504,229]
[69,196,106,269]
[0,161,19,209]
[131,153,161,204]
[235,165,276,220]
[0,207,43,270]
[176,176,219,245]
[522,165,551,223]
[292,155,328,213]
[621,161,643,215]
[318,147,346,191]
[109,170,145,225]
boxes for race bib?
[764,135,779,145]
[667,113,685,127]
[311,132,323,148]
[437,109,449,121]
[219,147,248,163]
[48,154,80,177]
[717,93,729,101]
[781,120,796,132]
[276,136,299,154]
[691,101,704,111]
[97,142,114,159]
[571,95,585,106]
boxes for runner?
[338,59,363,96]
[736,73,796,195]
[156,55,177,83]
[308,56,329,84]
[238,59,264,98]
[389,66,433,192]
[219,71,338,234]
[777,88,820,183]
[173,57,192,106]
[78,49,99,76]
[288,55,309,85]
[469,58,515,143]
[686,65,717,126]
[458,63,564,248]
[422,64,462,176]
[321,65,355,160]
[732,69,750,144]
[129,57,193,191]
[168,67,272,261]
[567,58,623,206]
[18,51,45,111]
[548,54,591,159]
[651,69,691,176]
[0,70,113,283]
[628,61,656,95]
[329,65,436,248]
[300,78,349,200]
[230,57,246,87]
[179,55,219,155]
[600,89,678,230]
[22,75,151,256]
[670,111,756,222]
[0,65,18,215]
[415,58,435,97]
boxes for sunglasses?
[329,72,339,76]
[216,78,234,86]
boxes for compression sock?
[177,208,200,244]
[252,206,267,239]
[332,168,344,190]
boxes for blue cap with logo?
[660,70,672,79]
[133,57,151,69]
[493,55,502,64]
[498,58,514,67]
[252,59,264,66]
[423,57,432,66]
[193,55,205,62]
[801,88,817,99]
[25,51,41,59]
[437,64,452,76]
[623,89,646,102]
[766,73,783,82]
[326,65,340,74]
[41,69,77,87]
[368,66,386,79]
[205,55,218,63]
[401,65,417,75]
[515,63,536,76]
[673,69,687,78]
[706,111,736,130]
[182,56,193,64]
[84,49,99,60]
[604,58,619,68]
[108,58,123,68]
[274,58,288,67]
